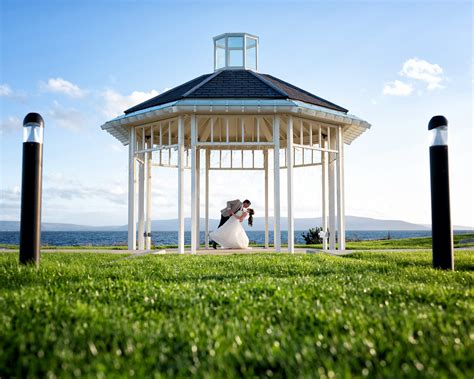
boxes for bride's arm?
[234,211,248,222]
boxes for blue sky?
[1,0,472,227]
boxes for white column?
[321,136,328,250]
[177,116,185,254]
[205,149,210,249]
[137,130,146,251]
[328,130,336,250]
[196,147,201,249]
[273,116,281,252]
[286,116,294,254]
[138,158,145,250]
[336,126,346,250]
[264,149,269,249]
[145,143,152,250]
[190,114,197,254]
[128,127,137,250]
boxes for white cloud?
[0,186,21,220]
[45,184,127,204]
[400,58,445,90]
[0,176,128,221]
[49,101,86,131]
[0,185,21,201]
[40,77,85,97]
[43,173,128,204]
[108,143,124,153]
[0,84,12,96]
[382,80,414,96]
[101,89,159,118]
[0,116,22,134]
[0,84,27,102]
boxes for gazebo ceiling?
[125,69,348,115]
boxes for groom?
[211,199,251,249]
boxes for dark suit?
[218,215,230,228]
[218,200,243,228]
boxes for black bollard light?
[428,115,453,270]
[19,113,45,266]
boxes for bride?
[209,208,254,249]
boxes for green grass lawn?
[302,233,474,250]
[0,251,473,378]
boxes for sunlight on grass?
[0,251,472,377]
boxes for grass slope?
[0,251,473,378]
[304,233,474,250]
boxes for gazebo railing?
[132,114,341,170]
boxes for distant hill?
[1,217,472,232]
[0,221,123,232]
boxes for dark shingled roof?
[259,74,348,113]
[190,70,284,99]
[124,70,348,114]
[125,73,212,114]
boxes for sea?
[0,230,472,246]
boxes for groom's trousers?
[218,215,230,228]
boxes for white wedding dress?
[209,210,250,249]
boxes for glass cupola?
[213,33,259,71]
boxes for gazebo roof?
[101,33,371,147]
[125,69,348,115]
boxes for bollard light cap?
[23,113,44,127]
[428,115,448,130]
[23,113,44,143]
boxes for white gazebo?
[101,33,371,254]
